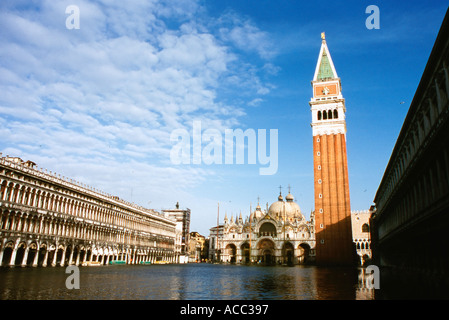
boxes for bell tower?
[309,33,353,265]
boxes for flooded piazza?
[0,263,445,301]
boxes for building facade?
[0,155,178,267]
[188,231,206,262]
[209,190,316,265]
[372,9,449,285]
[162,204,191,263]
[208,224,224,262]
[351,209,373,266]
[309,33,354,265]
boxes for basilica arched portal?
[298,243,311,263]
[240,242,250,263]
[257,239,275,265]
[282,242,294,265]
[225,244,237,263]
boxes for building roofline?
[373,7,449,207]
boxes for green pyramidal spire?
[317,51,335,80]
[313,32,338,82]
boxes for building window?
[318,179,322,184]
[320,224,323,228]
[362,223,370,233]
[328,110,333,119]
[333,109,338,119]
[320,239,325,244]
[319,208,323,213]
[317,151,320,156]
[318,165,321,170]
[318,111,322,120]
[319,193,322,198]
[317,137,320,142]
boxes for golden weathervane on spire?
[321,32,326,40]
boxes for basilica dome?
[250,203,265,221]
[268,192,303,221]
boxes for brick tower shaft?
[309,33,354,265]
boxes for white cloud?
[216,11,277,60]
[0,0,279,234]
[248,98,263,107]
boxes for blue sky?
[1,0,448,235]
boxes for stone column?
[15,214,23,232]
[0,246,4,266]
[37,217,43,234]
[9,214,16,231]
[60,247,66,267]
[126,248,130,264]
[8,241,18,267]
[41,249,48,267]
[21,215,28,233]
[435,79,443,113]
[68,247,74,265]
[75,249,81,266]
[82,250,88,265]
[32,244,40,267]
[21,245,30,267]
[51,248,57,267]
[443,63,449,96]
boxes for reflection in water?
[0,264,378,300]
[313,266,359,300]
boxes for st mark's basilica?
[209,188,316,265]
